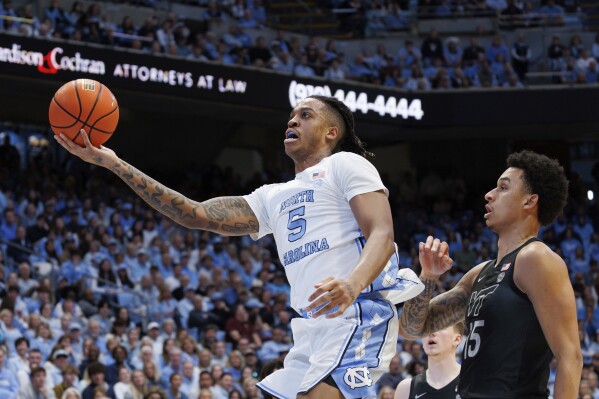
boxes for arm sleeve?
[330,153,388,201]
[242,184,276,241]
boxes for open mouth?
[285,130,299,143]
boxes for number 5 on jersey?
[287,206,306,242]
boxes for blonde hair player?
[394,322,464,399]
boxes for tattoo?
[399,275,469,338]
[109,160,215,230]
[427,289,469,332]
[110,159,259,235]
[343,280,356,302]
[201,198,259,234]
[93,156,103,165]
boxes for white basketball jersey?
[243,152,388,312]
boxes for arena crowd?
[0,0,598,89]
[0,128,598,399]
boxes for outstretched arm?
[55,131,259,236]
[398,236,480,339]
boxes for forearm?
[347,230,395,293]
[102,157,258,234]
[399,273,468,339]
[398,274,438,339]
[103,157,204,229]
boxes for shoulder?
[517,241,566,270]
[515,241,569,292]
[244,182,285,199]
[329,151,371,166]
[394,377,413,399]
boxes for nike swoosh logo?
[415,393,427,399]
[477,276,485,282]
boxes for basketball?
[49,79,119,147]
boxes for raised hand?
[54,129,117,167]
[419,235,453,279]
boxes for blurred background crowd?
[0,121,598,399]
[2,0,599,397]
[1,0,599,89]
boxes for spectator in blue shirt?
[161,346,184,388]
[257,327,292,363]
[349,54,379,81]
[0,348,19,399]
[584,61,598,83]
[0,209,18,242]
[151,286,177,324]
[396,40,422,69]
[167,373,188,399]
[238,9,259,29]
[384,2,408,31]
[31,322,55,362]
[251,0,266,24]
[486,36,510,63]
[561,227,583,260]
[294,54,316,77]
[444,38,463,68]
[539,0,565,25]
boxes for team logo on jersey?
[467,285,499,317]
[500,263,511,272]
[497,272,505,282]
[343,367,373,389]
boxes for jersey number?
[464,320,484,359]
[287,206,306,242]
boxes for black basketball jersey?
[459,238,552,398]
[408,372,460,399]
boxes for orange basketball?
[49,79,119,147]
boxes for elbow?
[373,229,396,255]
[556,345,583,371]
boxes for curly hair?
[507,150,568,226]
[307,95,373,158]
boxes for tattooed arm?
[398,264,481,340]
[54,130,258,236]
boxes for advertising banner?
[1,33,597,128]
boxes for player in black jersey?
[394,322,464,399]
[398,150,582,399]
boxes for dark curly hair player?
[398,150,582,399]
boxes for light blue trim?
[300,301,361,394]
[374,299,395,367]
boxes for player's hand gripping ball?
[49,79,119,147]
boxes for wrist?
[103,155,120,169]
[419,272,441,281]
[346,277,363,298]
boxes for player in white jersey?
[54,95,424,399]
